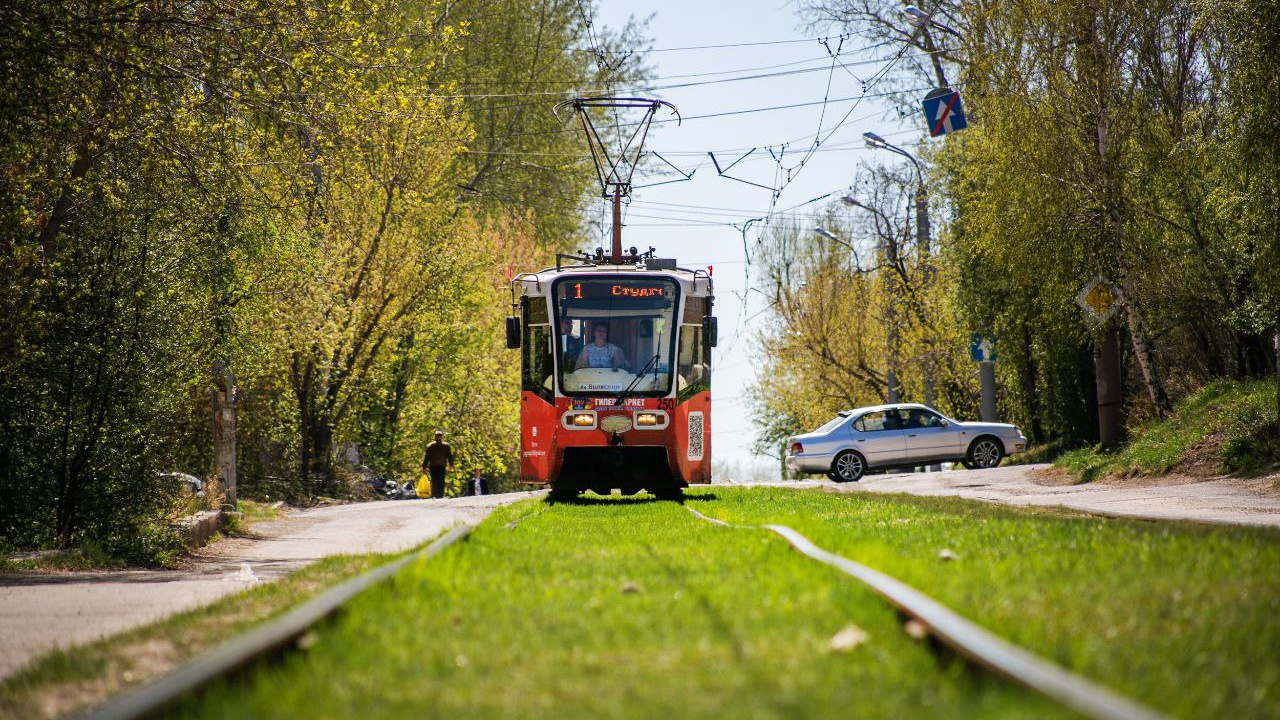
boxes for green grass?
[0,543,124,574]
[1054,379,1279,481]
[699,488,1280,720]
[167,495,1071,720]
[0,553,393,720]
[222,499,287,536]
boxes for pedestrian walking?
[464,468,489,496]
[420,430,454,499]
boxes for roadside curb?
[173,510,224,550]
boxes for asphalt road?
[741,463,1280,527]
[0,493,531,681]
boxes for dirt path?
[814,464,1280,527]
[0,493,532,681]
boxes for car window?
[901,409,942,429]
[852,410,899,432]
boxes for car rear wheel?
[831,451,866,483]
[963,437,1004,469]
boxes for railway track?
[83,525,476,720]
[685,505,1169,720]
[82,495,1170,720]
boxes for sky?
[588,0,937,478]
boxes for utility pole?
[979,361,997,422]
[1094,327,1124,449]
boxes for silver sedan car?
[784,403,1027,482]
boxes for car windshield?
[553,277,679,396]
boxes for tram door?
[519,296,556,482]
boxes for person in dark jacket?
[464,468,489,496]
[559,318,583,371]
[421,431,454,499]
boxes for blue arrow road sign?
[922,89,967,137]
[970,334,995,363]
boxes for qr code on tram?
[687,411,704,462]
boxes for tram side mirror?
[505,316,521,349]
[703,316,718,347]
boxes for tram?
[506,249,715,499]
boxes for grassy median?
[699,488,1280,720]
[168,494,1069,720]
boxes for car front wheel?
[831,451,866,482]
[963,437,1004,469]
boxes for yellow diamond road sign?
[1076,277,1120,321]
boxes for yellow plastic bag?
[416,472,432,498]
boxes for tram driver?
[578,320,631,371]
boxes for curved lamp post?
[861,133,936,414]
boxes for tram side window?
[521,298,553,401]
[677,323,709,401]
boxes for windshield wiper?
[617,354,661,402]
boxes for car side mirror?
[703,316,718,347]
[505,316,521,349]
[939,419,950,427]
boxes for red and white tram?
[506,251,716,499]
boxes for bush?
[1221,395,1280,473]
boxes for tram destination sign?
[567,280,673,302]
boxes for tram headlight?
[571,413,595,427]
[635,412,661,427]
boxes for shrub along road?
[0,494,530,681]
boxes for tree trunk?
[1115,282,1171,416]
[1274,330,1279,441]
[1021,321,1044,443]
[1094,91,1172,417]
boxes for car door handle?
[908,433,917,437]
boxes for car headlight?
[635,412,659,427]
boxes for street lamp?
[861,133,936,413]
[863,132,930,273]
[902,4,963,38]
[899,5,958,88]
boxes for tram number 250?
[657,398,675,411]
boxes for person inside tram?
[559,318,583,371]
[578,320,631,371]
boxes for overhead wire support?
[632,151,698,190]
[709,149,779,193]
[554,97,680,263]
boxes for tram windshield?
[553,277,679,395]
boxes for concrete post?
[979,361,997,422]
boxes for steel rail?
[84,523,476,720]
[685,507,1169,720]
